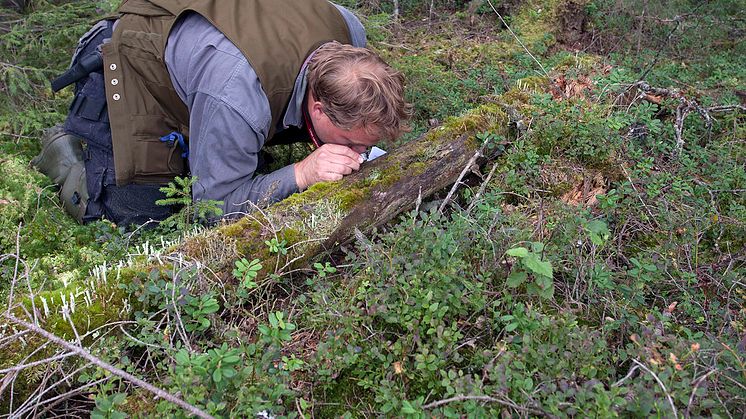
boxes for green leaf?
[223,355,241,364]
[586,220,610,245]
[506,271,527,287]
[175,350,189,365]
[112,393,126,405]
[537,283,554,299]
[523,253,553,278]
[401,400,417,414]
[268,313,278,328]
[381,402,394,413]
[506,247,529,257]
[523,377,534,390]
[505,322,519,332]
[212,368,222,383]
[95,397,112,412]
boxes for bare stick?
[12,361,91,417]
[685,369,717,418]
[25,376,108,418]
[620,165,659,228]
[4,313,215,419]
[65,309,83,347]
[5,223,22,317]
[486,0,549,77]
[637,18,681,82]
[421,394,551,417]
[170,265,194,352]
[612,364,640,387]
[0,352,75,375]
[439,149,482,213]
[707,104,746,113]
[467,162,499,212]
[632,358,678,418]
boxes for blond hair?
[307,41,412,142]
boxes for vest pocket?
[130,114,186,182]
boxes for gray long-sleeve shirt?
[163,5,366,216]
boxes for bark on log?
[181,103,514,273]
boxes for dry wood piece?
[624,81,744,156]
[182,104,514,273]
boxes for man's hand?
[294,144,364,190]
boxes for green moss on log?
[179,103,511,271]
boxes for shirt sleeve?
[332,3,367,47]
[164,13,298,216]
[188,91,299,216]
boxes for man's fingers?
[320,172,344,182]
[323,162,355,176]
[321,144,365,163]
[317,150,360,171]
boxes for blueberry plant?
[1,0,744,417]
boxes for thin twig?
[4,313,215,419]
[707,104,746,113]
[637,18,682,82]
[421,394,551,417]
[439,149,481,214]
[620,165,659,228]
[170,265,193,353]
[612,364,640,387]
[65,309,83,347]
[0,352,75,375]
[6,223,22,318]
[439,134,495,214]
[486,0,548,77]
[26,377,108,418]
[685,369,717,418]
[466,162,499,212]
[632,358,678,418]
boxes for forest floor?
[0,0,744,417]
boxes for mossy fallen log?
[0,103,515,401]
[182,103,514,273]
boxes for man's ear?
[309,99,325,118]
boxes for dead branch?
[632,358,678,418]
[707,105,746,113]
[421,394,553,417]
[623,81,743,156]
[685,369,717,418]
[439,142,487,213]
[0,352,75,375]
[3,313,215,419]
[612,364,640,387]
[466,162,499,212]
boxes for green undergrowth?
[1,0,744,417]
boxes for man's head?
[306,41,412,152]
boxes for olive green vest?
[102,0,351,185]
